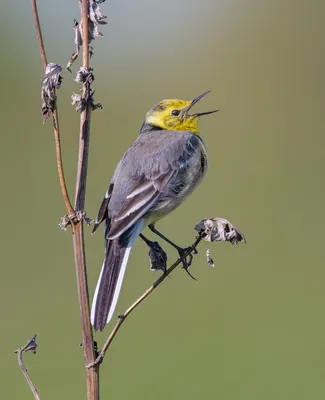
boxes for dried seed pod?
[195,218,246,246]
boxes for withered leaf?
[41,63,62,123]
[67,0,107,70]
[206,249,215,267]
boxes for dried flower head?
[41,63,62,122]
[195,218,246,246]
[14,335,38,355]
[148,241,167,273]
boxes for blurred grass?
[1,0,325,398]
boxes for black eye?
[171,109,180,116]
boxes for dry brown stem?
[14,335,40,400]
[32,0,74,215]
[71,1,99,399]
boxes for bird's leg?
[139,233,167,274]
[139,233,154,247]
[148,225,197,280]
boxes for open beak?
[185,91,219,117]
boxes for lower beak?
[185,91,219,117]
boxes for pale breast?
[144,137,208,225]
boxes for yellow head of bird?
[145,91,218,133]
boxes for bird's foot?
[177,247,197,280]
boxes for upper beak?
[185,91,219,117]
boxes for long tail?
[91,220,143,331]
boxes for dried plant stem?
[32,0,74,215]
[72,224,99,399]
[87,236,203,369]
[52,111,74,215]
[75,0,91,212]
[72,102,99,398]
[71,1,99,400]
[81,0,90,73]
[14,336,40,400]
[31,0,47,68]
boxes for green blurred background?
[1,0,325,398]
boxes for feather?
[91,220,144,330]
[92,183,113,234]
[107,169,175,240]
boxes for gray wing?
[93,130,200,240]
[92,183,113,235]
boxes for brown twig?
[31,0,47,69]
[14,335,40,400]
[87,235,203,369]
[52,110,75,215]
[75,0,91,210]
[71,1,99,399]
[32,0,74,215]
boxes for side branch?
[32,0,74,215]
[87,235,203,368]
[53,108,75,215]
[14,335,40,400]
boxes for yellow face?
[146,100,199,132]
[145,92,218,134]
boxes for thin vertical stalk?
[31,0,47,68]
[72,1,99,399]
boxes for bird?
[91,91,218,331]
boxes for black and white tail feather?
[90,219,143,331]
